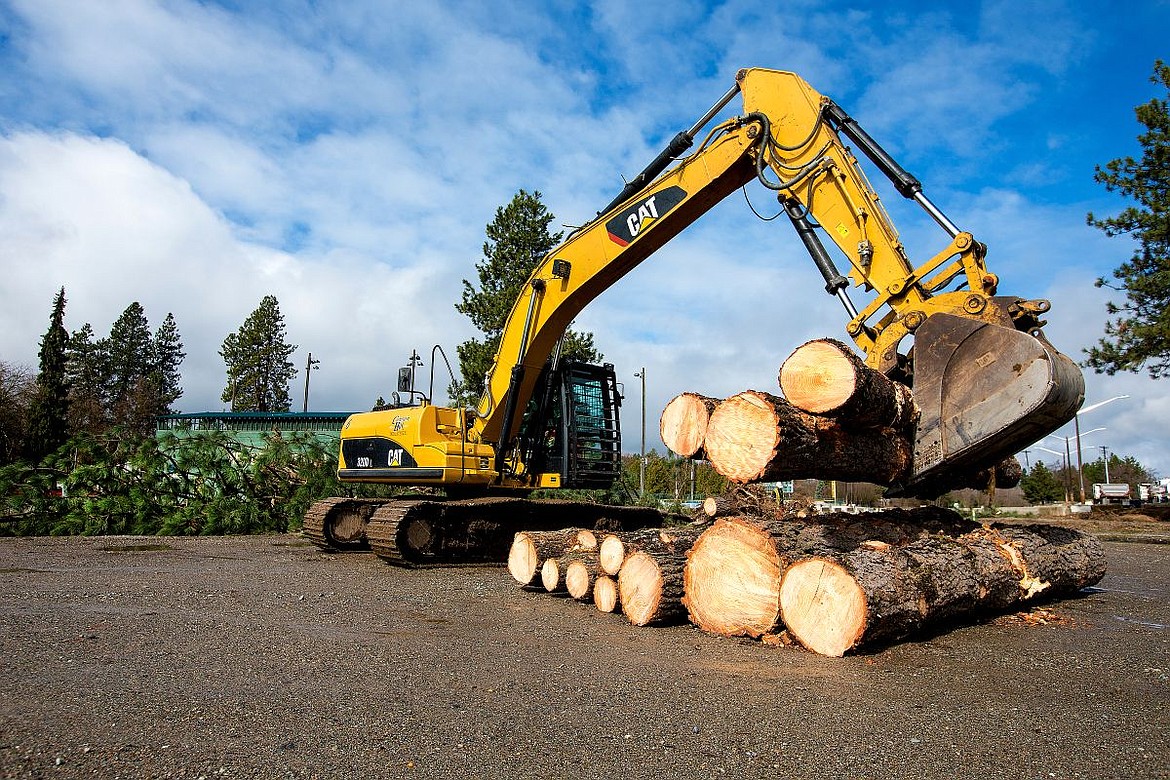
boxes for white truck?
[1092,483,1132,504]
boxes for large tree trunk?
[778,523,1106,656]
[778,338,918,431]
[661,393,719,459]
[682,509,978,638]
[618,549,689,627]
[703,390,912,484]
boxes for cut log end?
[541,558,563,593]
[507,534,539,585]
[779,558,867,657]
[778,340,858,414]
[594,575,620,613]
[618,551,664,626]
[683,519,783,637]
[661,393,717,458]
[702,392,783,483]
[599,535,626,576]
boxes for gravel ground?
[1,533,1168,779]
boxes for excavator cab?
[516,360,623,490]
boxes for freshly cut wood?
[619,549,688,626]
[703,390,912,484]
[778,522,1106,657]
[593,575,620,614]
[565,554,601,601]
[541,557,566,593]
[661,393,719,458]
[574,529,602,549]
[778,338,918,431]
[701,495,735,518]
[507,528,583,586]
[682,509,977,638]
[598,526,706,576]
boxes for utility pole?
[634,368,646,498]
[1100,445,1111,483]
[302,352,320,413]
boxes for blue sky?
[0,0,1167,477]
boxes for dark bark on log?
[593,575,621,614]
[682,508,978,638]
[778,338,918,431]
[778,522,1106,656]
[704,390,912,484]
[661,393,719,459]
[619,549,689,626]
[702,496,736,518]
[957,457,1025,491]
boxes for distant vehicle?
[1092,483,1132,504]
[1138,482,1168,503]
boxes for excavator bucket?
[901,312,1085,497]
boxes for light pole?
[1072,395,1128,502]
[634,368,646,498]
[1046,427,1104,505]
[302,352,321,413]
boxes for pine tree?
[105,302,159,435]
[452,190,600,406]
[1019,461,1066,505]
[65,322,110,436]
[151,312,185,414]
[220,295,298,412]
[1085,60,1170,378]
[26,287,71,461]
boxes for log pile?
[505,504,1106,657]
[664,338,1021,492]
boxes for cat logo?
[388,448,405,467]
[606,185,687,247]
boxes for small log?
[702,495,736,518]
[541,557,566,593]
[598,526,706,576]
[778,522,1106,657]
[574,529,602,549]
[593,575,621,614]
[682,509,976,638]
[703,390,912,484]
[778,338,917,431]
[958,457,1024,491]
[661,393,719,459]
[565,554,601,601]
[619,549,689,626]
[507,528,583,586]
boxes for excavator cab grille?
[518,360,622,489]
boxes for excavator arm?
[473,67,1083,495]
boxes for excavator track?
[301,497,386,552]
[361,497,673,567]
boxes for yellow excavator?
[303,68,1084,564]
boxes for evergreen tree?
[452,190,600,406]
[26,287,71,460]
[65,323,110,436]
[1085,60,1170,378]
[220,295,298,412]
[151,312,185,414]
[1019,461,1066,504]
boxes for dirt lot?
[1,522,1168,779]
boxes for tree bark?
[778,522,1106,657]
[661,393,719,459]
[682,509,978,638]
[703,390,912,484]
[778,338,917,431]
[619,549,689,627]
[593,575,621,614]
